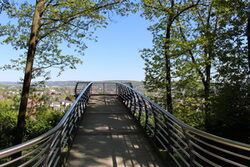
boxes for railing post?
[124,87,129,106]
[45,129,63,167]
[128,88,133,109]
[44,136,54,167]
[90,85,92,95]
[142,99,149,129]
[87,87,91,103]
[137,95,143,121]
[57,130,63,166]
[116,83,118,95]
[120,85,124,101]
[183,129,195,166]
[152,107,157,137]
[77,102,82,118]
[74,82,79,99]
[103,83,105,94]
[164,116,174,155]
[131,92,137,115]
[85,93,88,109]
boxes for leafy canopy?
[0,0,134,79]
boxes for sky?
[0,12,153,82]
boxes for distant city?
[0,81,145,112]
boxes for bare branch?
[170,0,200,25]
[179,26,206,86]
[39,0,125,40]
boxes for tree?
[0,0,9,13]
[0,0,132,146]
[209,83,250,143]
[141,0,249,131]
[175,0,248,128]
[246,3,250,75]
[140,0,200,113]
[177,0,218,127]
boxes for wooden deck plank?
[66,95,165,167]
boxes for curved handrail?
[74,81,91,97]
[0,82,93,166]
[116,82,250,167]
[117,82,250,150]
[1,81,249,167]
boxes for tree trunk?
[14,1,45,149]
[247,12,250,75]
[204,80,210,128]
[204,46,212,129]
[164,24,173,114]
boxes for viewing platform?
[66,95,164,166]
[0,82,249,167]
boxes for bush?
[208,83,250,143]
[25,107,64,140]
[0,103,64,149]
[174,97,205,129]
[0,109,17,149]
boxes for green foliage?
[25,107,64,140]
[0,0,10,13]
[174,97,204,129]
[140,0,201,114]
[0,0,137,146]
[0,107,17,149]
[141,0,250,141]
[208,83,250,143]
[0,101,64,149]
[0,0,136,79]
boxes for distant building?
[49,102,61,111]
[61,101,73,107]
[33,91,44,95]
[7,91,19,95]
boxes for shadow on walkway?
[66,95,165,167]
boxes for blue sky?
[0,13,153,82]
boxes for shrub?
[25,107,64,140]
[0,109,17,149]
[0,103,64,149]
[208,83,250,143]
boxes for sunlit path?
[66,95,165,167]
[0,82,249,167]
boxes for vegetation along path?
[66,95,165,167]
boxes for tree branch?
[39,0,125,40]
[179,26,206,86]
[170,0,200,25]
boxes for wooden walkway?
[66,95,165,167]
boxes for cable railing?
[74,81,133,96]
[116,82,250,167]
[0,81,249,167]
[91,81,117,95]
[74,81,91,97]
[0,82,92,167]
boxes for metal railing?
[1,81,250,167]
[75,81,132,96]
[116,82,250,167]
[74,81,91,97]
[91,82,117,95]
[0,82,92,167]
